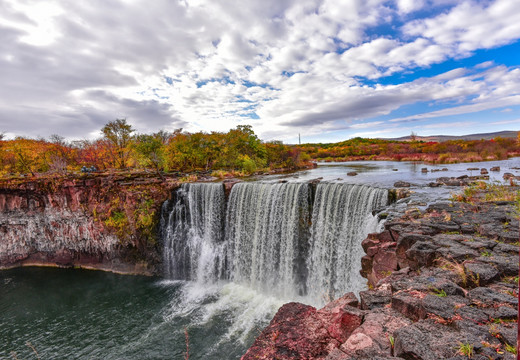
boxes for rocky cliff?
[0,174,178,274]
[243,200,519,359]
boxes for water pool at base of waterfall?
[0,267,286,360]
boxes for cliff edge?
[0,174,178,275]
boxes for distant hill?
[383,130,519,142]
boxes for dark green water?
[0,267,282,360]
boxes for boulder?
[405,241,439,269]
[393,181,411,188]
[243,296,368,360]
[347,172,358,176]
[340,308,412,359]
[391,291,427,321]
[395,233,432,268]
[359,288,392,310]
[468,287,518,307]
[463,262,500,286]
[242,302,340,360]
[369,244,398,285]
[394,320,477,360]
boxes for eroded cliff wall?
[0,174,177,274]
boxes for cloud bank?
[0,0,519,142]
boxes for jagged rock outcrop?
[0,174,178,274]
[243,200,519,359]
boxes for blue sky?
[0,0,519,143]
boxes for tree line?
[298,135,520,164]
[0,119,310,177]
[0,120,518,178]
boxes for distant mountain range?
[382,130,518,142]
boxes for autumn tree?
[45,134,72,174]
[73,139,113,170]
[101,118,135,169]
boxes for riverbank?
[242,187,519,359]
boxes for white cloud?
[422,121,476,129]
[403,0,520,52]
[397,0,424,14]
[0,0,519,141]
[490,118,520,125]
[350,121,385,129]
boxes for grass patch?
[430,287,447,297]
[505,343,517,355]
[457,342,474,358]
[452,181,520,212]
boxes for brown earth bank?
[242,201,519,360]
[0,173,181,275]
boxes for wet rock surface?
[243,200,519,359]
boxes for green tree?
[101,118,135,168]
[133,133,166,179]
[226,125,266,170]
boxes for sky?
[1,0,520,144]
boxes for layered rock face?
[243,201,519,359]
[0,175,175,274]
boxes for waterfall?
[306,184,388,302]
[225,182,311,298]
[162,183,226,283]
[162,181,387,303]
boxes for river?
[1,158,518,359]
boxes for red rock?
[223,179,242,197]
[242,302,341,360]
[317,305,365,343]
[391,292,427,321]
[243,296,367,360]
[361,234,380,252]
[320,292,359,310]
[369,247,398,286]
[341,308,412,358]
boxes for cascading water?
[225,182,311,298]
[306,183,388,302]
[162,181,388,305]
[161,183,226,283]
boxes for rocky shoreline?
[242,199,519,359]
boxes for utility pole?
[299,133,301,145]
